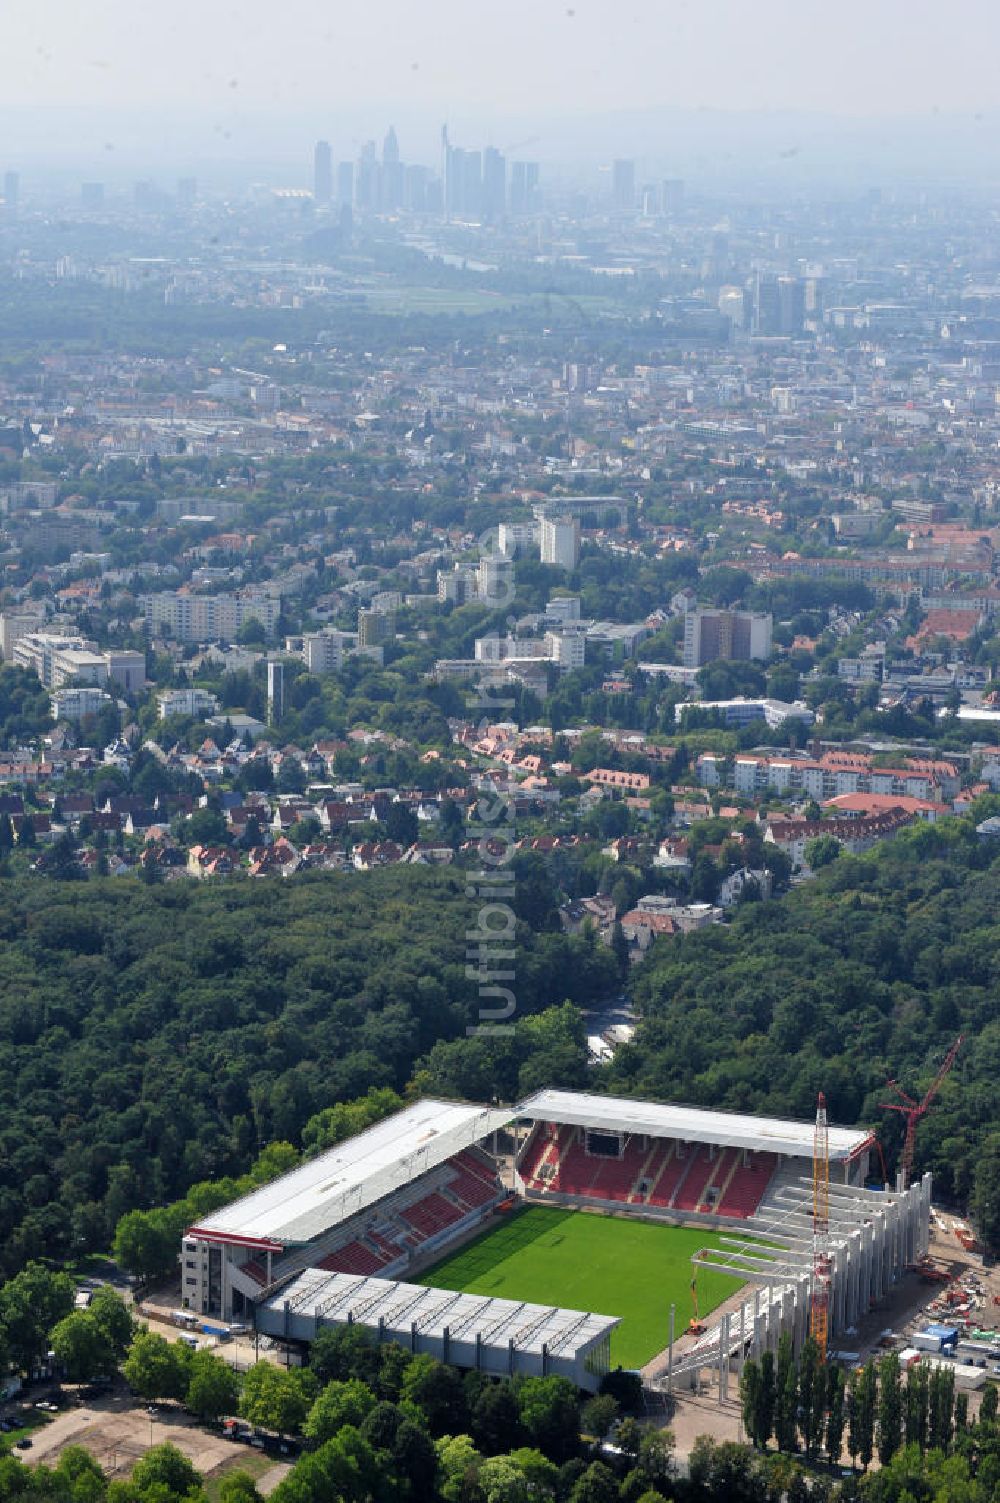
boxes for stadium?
[182,1090,931,1393]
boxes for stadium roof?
[258,1266,618,1359]
[516,1090,872,1162]
[188,1099,511,1248]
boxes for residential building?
[51,687,114,722]
[540,515,581,570]
[683,609,773,669]
[141,591,281,644]
[157,688,221,721]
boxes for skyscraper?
[510,161,539,214]
[661,178,684,215]
[612,159,635,211]
[176,177,197,207]
[81,182,104,208]
[314,140,333,205]
[381,126,403,210]
[482,147,506,222]
[356,142,378,210]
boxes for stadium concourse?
[181,1091,931,1391]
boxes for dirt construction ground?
[18,1394,291,1492]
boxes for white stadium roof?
[189,1098,511,1248]
[258,1266,618,1360]
[516,1090,872,1163]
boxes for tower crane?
[879,1035,963,1191]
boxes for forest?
[607,815,1000,1244]
[0,866,615,1280]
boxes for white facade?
[51,687,113,721]
[142,591,281,644]
[540,515,581,570]
[157,688,221,720]
[303,631,345,674]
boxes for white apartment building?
[545,630,586,668]
[0,609,49,662]
[51,687,114,722]
[540,515,580,571]
[303,630,346,674]
[498,521,540,558]
[141,591,281,644]
[157,688,221,721]
[698,752,944,803]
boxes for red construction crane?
[879,1035,963,1190]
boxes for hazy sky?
[6,0,1000,120]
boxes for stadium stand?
[716,1151,778,1218]
[312,1151,502,1278]
[518,1123,782,1224]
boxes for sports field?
[418,1206,752,1369]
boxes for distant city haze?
[4,0,1000,183]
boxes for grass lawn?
[203,1450,277,1502]
[418,1206,758,1369]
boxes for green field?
[418,1206,752,1369]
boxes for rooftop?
[261,1266,619,1359]
[188,1098,510,1247]
[516,1089,872,1162]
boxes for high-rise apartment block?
[540,516,581,571]
[358,607,396,649]
[683,609,773,669]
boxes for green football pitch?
[418,1205,752,1369]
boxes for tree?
[187,1349,240,1422]
[636,1429,674,1492]
[580,1394,618,1441]
[51,1311,115,1381]
[437,1433,483,1503]
[113,1208,178,1282]
[740,1358,765,1450]
[798,1337,826,1458]
[123,1331,190,1401]
[849,1361,877,1471]
[400,1354,468,1437]
[87,1286,135,1365]
[804,834,841,871]
[478,1454,532,1503]
[185,805,229,847]
[758,1348,776,1448]
[0,1262,75,1371]
[130,1440,201,1496]
[240,1361,311,1437]
[980,1382,998,1426]
[0,813,13,852]
[515,1375,580,1464]
[304,1378,376,1446]
[928,1364,955,1454]
[219,1473,265,1503]
[826,1365,846,1465]
[905,1362,929,1450]
[471,1379,523,1455]
[568,1459,618,1503]
[877,1352,903,1465]
[971,1132,1000,1255]
[774,1332,798,1453]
